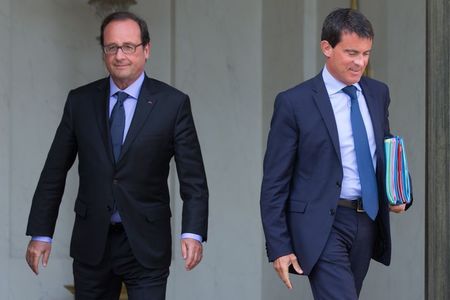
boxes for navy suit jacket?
[260,72,394,275]
[27,75,208,269]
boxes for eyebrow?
[344,49,371,54]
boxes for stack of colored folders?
[384,136,412,205]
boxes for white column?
[0,0,12,298]
[360,1,425,299]
[8,1,102,298]
[168,1,264,299]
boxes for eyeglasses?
[103,43,144,55]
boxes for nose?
[114,47,126,59]
[353,54,367,67]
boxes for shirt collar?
[109,72,145,99]
[321,65,361,96]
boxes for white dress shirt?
[322,65,377,200]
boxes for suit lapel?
[93,79,115,164]
[312,73,342,162]
[118,76,160,162]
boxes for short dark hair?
[321,8,374,48]
[100,11,150,46]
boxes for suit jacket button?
[336,182,341,188]
[113,179,118,184]
[329,209,335,215]
[107,205,112,212]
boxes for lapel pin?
[147,100,153,105]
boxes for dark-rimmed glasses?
[103,43,144,55]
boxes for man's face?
[102,19,150,89]
[320,32,372,85]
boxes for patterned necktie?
[342,85,379,220]
[110,91,128,162]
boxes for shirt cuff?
[32,236,52,243]
[181,233,203,243]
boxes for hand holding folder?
[384,136,412,205]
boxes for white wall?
[6,1,102,299]
[0,0,12,297]
[361,1,425,299]
[168,1,264,299]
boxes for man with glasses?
[25,11,208,300]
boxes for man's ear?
[320,40,333,58]
[144,42,151,61]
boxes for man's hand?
[390,203,406,213]
[181,238,203,271]
[273,253,303,289]
[26,240,52,275]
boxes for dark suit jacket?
[260,72,396,275]
[26,75,208,269]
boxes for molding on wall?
[88,0,137,18]
[426,0,450,298]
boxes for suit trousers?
[308,206,376,300]
[73,224,169,300]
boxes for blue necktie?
[109,91,128,222]
[342,85,379,220]
[110,91,128,162]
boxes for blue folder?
[384,136,412,205]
